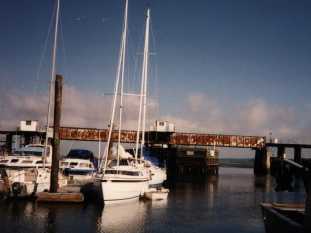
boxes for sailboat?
[97,0,150,204]
[0,0,69,198]
[131,3,166,188]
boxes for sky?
[1,0,311,146]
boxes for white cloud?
[0,85,158,131]
[162,92,311,143]
[1,88,311,144]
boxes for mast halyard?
[99,0,128,173]
[44,0,60,168]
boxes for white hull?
[101,178,149,204]
[148,166,166,187]
[1,168,67,197]
[144,188,169,200]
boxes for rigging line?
[99,0,128,173]
[149,17,160,120]
[33,4,55,96]
[44,0,60,168]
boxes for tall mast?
[44,0,60,168]
[99,0,128,173]
[140,9,150,159]
[117,0,128,169]
[135,8,150,163]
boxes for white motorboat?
[0,144,68,197]
[144,187,169,201]
[60,158,96,187]
[1,167,67,197]
[0,144,52,168]
[60,149,96,181]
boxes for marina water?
[0,163,305,233]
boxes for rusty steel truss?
[59,127,265,148]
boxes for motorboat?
[60,149,96,186]
[143,187,169,201]
[0,144,67,197]
[260,159,311,233]
[0,144,51,168]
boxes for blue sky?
[1,0,311,144]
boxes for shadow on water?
[0,167,307,233]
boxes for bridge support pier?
[254,148,269,175]
[5,134,12,153]
[277,146,285,158]
[294,146,302,163]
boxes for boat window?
[80,163,89,168]
[105,170,117,174]
[0,160,8,163]
[104,169,139,176]
[36,161,43,164]
[61,162,69,166]
[70,162,78,167]
[11,159,19,163]
[66,149,94,160]
[119,160,129,166]
[22,160,33,164]
[120,171,139,176]
[15,146,46,157]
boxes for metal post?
[50,74,63,193]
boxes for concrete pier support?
[277,146,285,158]
[304,168,311,231]
[166,146,177,181]
[5,134,12,153]
[294,146,302,163]
[254,148,269,175]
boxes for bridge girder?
[59,127,265,148]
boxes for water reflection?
[0,167,307,233]
[98,201,148,233]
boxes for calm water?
[0,167,306,233]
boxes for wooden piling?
[50,74,63,193]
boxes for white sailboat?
[0,0,68,198]
[97,0,150,204]
[133,6,167,188]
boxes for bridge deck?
[57,127,265,148]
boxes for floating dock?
[36,192,84,203]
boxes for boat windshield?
[14,146,46,157]
[108,159,130,167]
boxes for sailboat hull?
[100,178,149,203]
